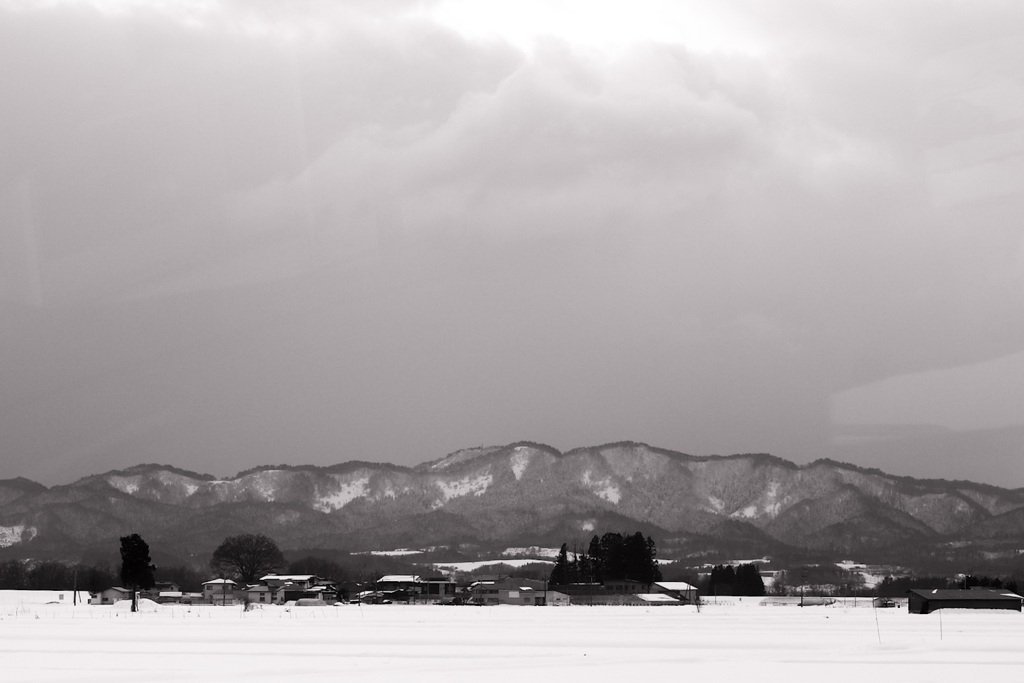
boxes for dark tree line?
[876,574,1020,597]
[550,532,662,586]
[0,559,117,591]
[704,563,765,596]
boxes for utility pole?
[800,568,806,607]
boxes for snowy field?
[2,598,1023,682]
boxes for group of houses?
[88,573,701,607]
[89,574,342,607]
[87,575,1024,612]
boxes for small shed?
[907,588,1023,614]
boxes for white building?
[202,579,238,605]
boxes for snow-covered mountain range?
[2,442,1022,565]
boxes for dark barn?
[907,588,1023,614]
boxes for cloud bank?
[1,0,1022,485]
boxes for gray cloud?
[1,1,1022,486]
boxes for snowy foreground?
[2,598,1023,682]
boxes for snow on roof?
[260,575,316,582]
[910,589,1023,601]
[637,594,680,603]
[378,575,421,583]
[433,559,554,572]
[202,579,237,586]
[654,582,697,591]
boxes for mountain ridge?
[2,442,1023,568]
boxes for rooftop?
[654,582,698,591]
[378,575,422,583]
[909,589,1023,601]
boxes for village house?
[258,574,339,604]
[556,581,686,606]
[419,576,458,602]
[141,581,180,601]
[372,575,423,602]
[469,578,568,606]
[907,588,1024,614]
[356,574,480,604]
[202,578,238,605]
[243,584,275,605]
[154,591,191,604]
[89,587,132,605]
[650,581,699,604]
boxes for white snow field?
[1,599,1023,682]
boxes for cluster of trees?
[704,564,765,596]
[961,574,1019,591]
[550,532,661,586]
[0,558,210,593]
[771,564,867,596]
[875,574,1021,597]
[0,559,117,592]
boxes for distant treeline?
[876,574,1020,597]
[0,560,117,592]
[0,559,219,593]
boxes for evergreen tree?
[708,564,737,595]
[646,536,662,584]
[735,564,765,596]
[599,532,626,580]
[576,550,595,583]
[587,535,604,583]
[119,534,156,612]
[549,544,572,586]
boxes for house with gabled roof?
[89,587,132,605]
[650,581,699,604]
[244,584,275,605]
[260,574,320,590]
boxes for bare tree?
[209,534,285,585]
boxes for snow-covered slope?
[2,442,1023,561]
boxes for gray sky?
[2,0,1023,487]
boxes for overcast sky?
[2,0,1023,487]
